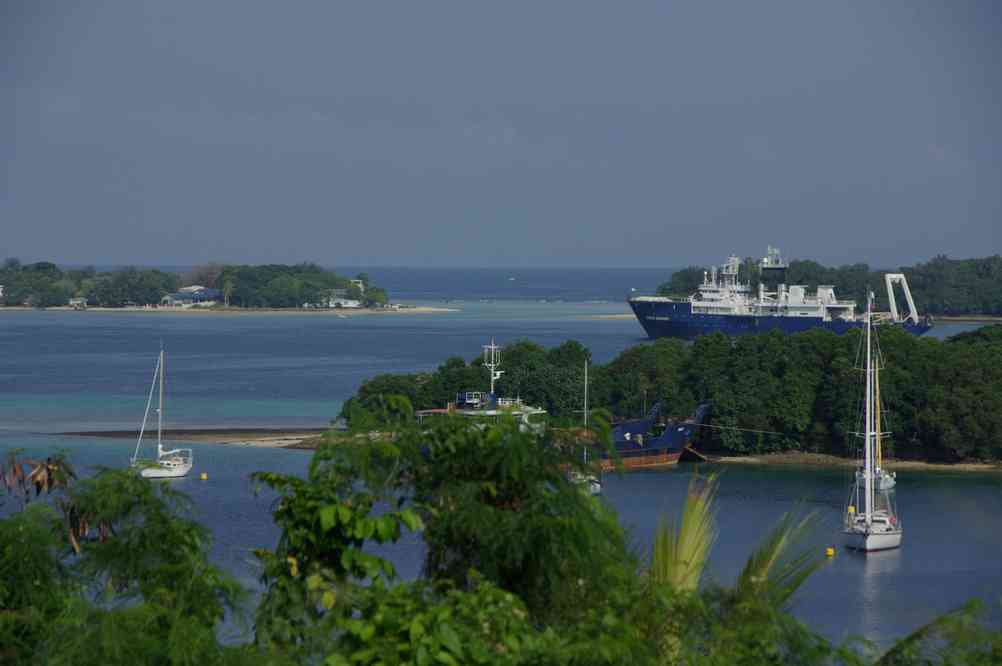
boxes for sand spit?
[60,427,327,449]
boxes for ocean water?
[0,273,994,648]
[338,266,674,302]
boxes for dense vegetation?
[0,258,388,308]
[216,265,387,308]
[4,418,1000,665]
[657,255,1002,316]
[344,326,1002,462]
[0,259,178,308]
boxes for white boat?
[130,347,193,479]
[573,357,602,496]
[843,294,901,552]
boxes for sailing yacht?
[843,294,902,551]
[130,347,193,479]
[567,358,602,495]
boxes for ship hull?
[629,299,932,340]
[601,449,682,472]
[842,529,902,552]
[602,404,710,472]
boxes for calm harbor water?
[0,280,995,648]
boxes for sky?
[2,1,1000,268]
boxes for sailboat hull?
[842,529,902,552]
[140,463,192,479]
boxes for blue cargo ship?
[629,247,933,340]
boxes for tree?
[657,266,703,296]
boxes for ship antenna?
[483,337,503,395]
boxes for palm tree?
[649,474,718,593]
[649,474,826,663]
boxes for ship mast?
[483,338,503,396]
[875,351,882,471]
[864,292,873,524]
[157,346,165,459]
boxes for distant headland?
[0,260,413,312]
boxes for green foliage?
[218,263,390,308]
[67,470,242,624]
[3,417,1001,664]
[394,417,629,625]
[0,467,255,665]
[649,475,717,593]
[875,600,1002,665]
[0,258,390,309]
[733,511,827,609]
[326,577,556,665]
[0,260,178,307]
[680,588,865,666]
[251,439,423,655]
[0,504,71,664]
[344,326,1002,462]
[657,265,705,296]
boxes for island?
[0,260,409,312]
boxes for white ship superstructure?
[693,248,861,322]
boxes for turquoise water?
[0,300,993,647]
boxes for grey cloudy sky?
[2,1,999,267]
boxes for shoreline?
[57,429,1002,470]
[936,315,1002,323]
[705,450,1002,473]
[0,305,457,316]
[60,427,327,449]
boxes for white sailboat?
[130,347,193,479]
[570,358,603,496]
[843,293,901,551]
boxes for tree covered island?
[342,325,1002,464]
[0,259,389,309]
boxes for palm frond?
[735,510,825,608]
[649,474,718,593]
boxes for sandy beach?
[60,427,327,449]
[58,429,1002,469]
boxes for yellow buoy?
[847,505,855,514]
[200,472,208,481]
[826,547,835,558]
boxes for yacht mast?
[157,347,164,459]
[132,353,161,464]
[583,359,589,428]
[875,354,882,471]
[864,293,873,523]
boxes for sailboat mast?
[157,347,164,459]
[583,359,589,428]
[875,356,882,470]
[864,293,873,522]
[132,353,161,464]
